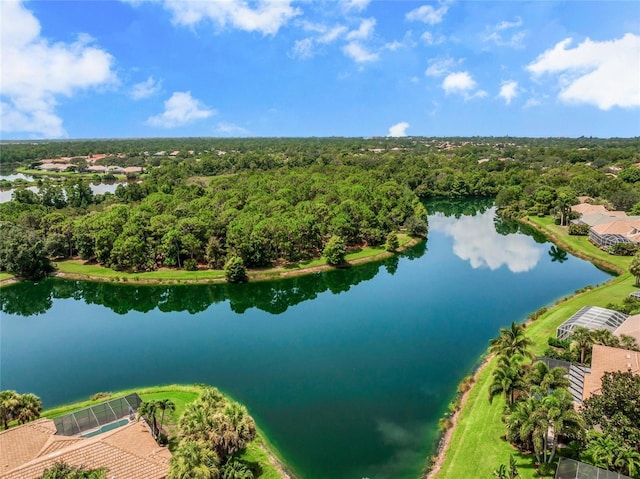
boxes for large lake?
[0,200,611,479]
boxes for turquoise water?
[0,201,610,478]
[81,418,130,438]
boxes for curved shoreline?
[425,215,628,478]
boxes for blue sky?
[1,0,639,139]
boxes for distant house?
[570,203,626,218]
[123,166,144,174]
[86,165,107,174]
[38,163,71,172]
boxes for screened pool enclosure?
[556,306,629,340]
[556,458,632,479]
[53,393,143,437]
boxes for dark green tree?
[224,256,248,283]
[323,235,346,266]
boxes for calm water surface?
[0,201,610,479]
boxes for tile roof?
[591,219,640,236]
[615,314,640,346]
[582,345,640,401]
[0,421,169,479]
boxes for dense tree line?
[3,137,640,279]
[1,165,426,277]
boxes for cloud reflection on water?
[429,208,543,273]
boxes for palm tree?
[489,322,535,359]
[157,398,176,433]
[16,393,42,425]
[591,329,620,348]
[542,388,584,463]
[493,455,521,479]
[0,390,20,430]
[489,354,527,406]
[138,400,159,438]
[629,253,640,286]
[583,432,619,470]
[570,326,594,364]
[526,361,570,394]
[619,334,640,351]
[614,447,640,478]
[168,440,220,479]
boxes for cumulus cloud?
[442,71,487,98]
[388,122,410,137]
[346,17,376,41]
[128,0,300,35]
[0,0,116,137]
[527,33,640,109]
[406,1,451,25]
[499,80,519,105]
[146,91,215,128]
[343,42,379,63]
[430,209,543,273]
[130,76,162,100]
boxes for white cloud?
[523,98,541,109]
[319,25,348,44]
[130,76,162,100]
[425,57,459,77]
[216,122,248,136]
[527,33,640,110]
[0,0,116,137]
[406,2,451,25]
[384,31,417,51]
[421,31,445,46]
[388,122,410,137]
[341,0,370,13]
[442,71,487,99]
[343,42,379,63]
[291,38,315,59]
[499,80,519,105]
[131,0,300,35]
[430,209,543,273]
[484,16,525,48]
[346,18,376,41]
[146,91,215,128]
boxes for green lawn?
[433,217,636,479]
[41,384,292,479]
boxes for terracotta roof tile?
[582,345,640,401]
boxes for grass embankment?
[52,234,416,285]
[432,217,635,479]
[42,385,292,479]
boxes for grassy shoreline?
[41,384,298,479]
[2,234,419,287]
[429,215,634,479]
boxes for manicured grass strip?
[433,217,636,479]
[55,260,226,281]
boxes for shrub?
[90,392,111,401]
[568,223,590,235]
[385,231,399,252]
[224,256,247,283]
[609,242,639,256]
[183,258,197,271]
